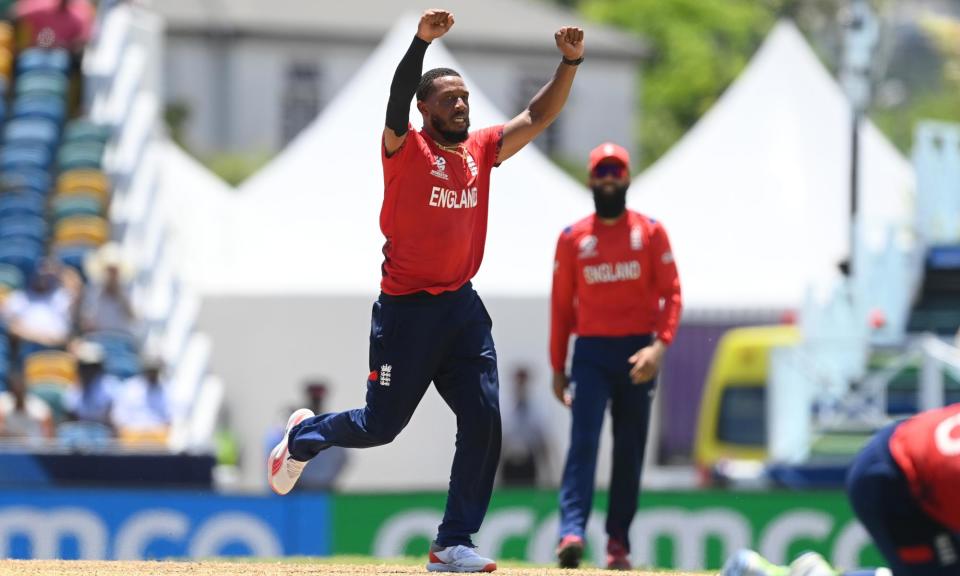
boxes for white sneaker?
[788,552,836,576]
[427,543,497,572]
[722,549,787,576]
[267,408,315,495]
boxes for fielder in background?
[269,8,585,574]
[847,402,960,575]
[550,142,682,570]
[723,402,960,576]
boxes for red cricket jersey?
[380,125,503,295]
[889,403,960,531]
[550,210,682,372]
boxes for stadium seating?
[51,193,103,223]
[0,237,43,278]
[0,24,154,449]
[15,69,68,99]
[0,190,44,218]
[57,168,109,195]
[24,350,79,387]
[54,214,109,246]
[86,330,141,378]
[0,143,53,170]
[0,261,24,294]
[13,94,67,124]
[16,47,70,75]
[1,165,51,194]
[0,214,48,242]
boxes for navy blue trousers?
[558,334,656,551]
[846,422,960,575]
[288,283,501,547]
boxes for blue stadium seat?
[52,193,103,223]
[0,262,24,292]
[15,70,68,99]
[64,119,110,145]
[53,243,95,280]
[1,167,53,195]
[86,330,138,354]
[4,117,59,149]
[17,48,70,75]
[105,352,141,379]
[12,94,66,124]
[0,238,43,278]
[0,144,52,170]
[57,141,104,171]
[57,421,113,448]
[0,215,48,243]
[0,191,45,218]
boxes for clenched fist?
[417,9,455,43]
[555,26,585,60]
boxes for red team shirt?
[550,210,683,372]
[889,403,960,532]
[380,125,504,295]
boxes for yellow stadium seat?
[53,185,110,207]
[0,22,14,53]
[57,170,110,197]
[118,428,170,446]
[0,48,12,83]
[54,215,110,246]
[24,350,79,387]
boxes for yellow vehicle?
[693,324,801,478]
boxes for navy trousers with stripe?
[846,422,960,576]
[288,282,501,547]
[558,334,656,551]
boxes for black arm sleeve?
[385,36,430,136]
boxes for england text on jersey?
[583,261,641,285]
[428,186,479,209]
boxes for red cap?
[588,142,631,173]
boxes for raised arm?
[383,9,455,156]
[497,26,584,164]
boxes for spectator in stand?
[0,371,54,442]
[110,353,171,440]
[15,0,93,52]
[499,366,551,487]
[63,340,119,430]
[81,243,138,337]
[3,258,82,353]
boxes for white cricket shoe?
[427,543,497,572]
[722,549,787,576]
[788,552,837,576]
[267,408,315,495]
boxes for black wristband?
[561,56,584,66]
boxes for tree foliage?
[579,0,790,166]
[545,0,958,163]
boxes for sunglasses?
[592,163,626,179]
